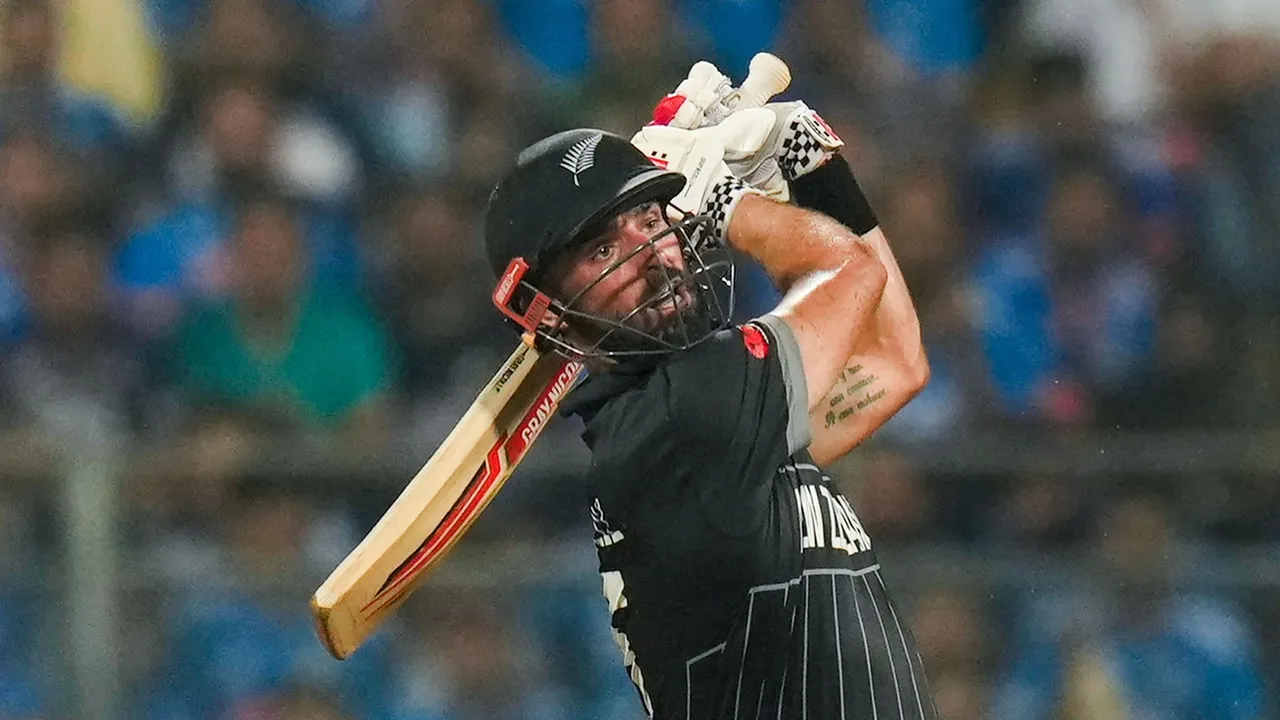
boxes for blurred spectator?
[991,471,1085,550]
[877,163,999,440]
[1102,291,1235,428]
[849,449,937,542]
[372,185,504,404]
[117,72,361,337]
[548,0,698,135]
[991,492,1268,719]
[161,70,361,205]
[0,489,46,718]
[493,0,590,80]
[274,684,358,720]
[167,192,394,440]
[0,132,73,235]
[780,0,976,163]
[452,105,525,205]
[782,0,910,101]
[910,586,991,720]
[518,583,647,719]
[0,0,130,157]
[967,52,1181,244]
[860,0,985,80]
[357,0,539,192]
[384,589,573,720]
[0,222,146,445]
[184,0,309,80]
[677,0,785,78]
[1018,0,1280,127]
[969,157,1158,427]
[1173,36,1280,327]
[166,72,284,202]
[141,485,391,718]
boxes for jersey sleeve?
[583,315,810,535]
[662,314,811,531]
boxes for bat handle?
[727,53,792,111]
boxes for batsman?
[484,56,935,719]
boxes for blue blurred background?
[0,0,1278,717]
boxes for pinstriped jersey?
[563,317,936,720]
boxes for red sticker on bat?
[741,324,769,359]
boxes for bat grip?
[729,53,792,111]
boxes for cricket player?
[483,67,934,719]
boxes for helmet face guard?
[492,212,735,362]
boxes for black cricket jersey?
[562,316,937,720]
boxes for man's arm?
[787,155,929,464]
[724,194,888,414]
[806,226,929,465]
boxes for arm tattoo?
[822,363,887,429]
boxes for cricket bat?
[311,342,584,659]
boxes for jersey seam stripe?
[851,574,877,720]
[880,572,928,719]
[802,574,810,718]
[686,642,726,720]
[832,574,847,718]
[863,574,904,720]
[775,584,793,720]
[687,642,727,664]
[803,566,880,578]
[746,564,881,596]
[753,678,766,720]
[734,591,757,719]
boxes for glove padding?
[651,61,736,129]
[629,125,759,245]
[650,62,845,198]
[766,101,845,182]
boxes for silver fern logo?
[559,133,602,186]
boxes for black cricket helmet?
[484,128,735,361]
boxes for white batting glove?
[649,61,845,199]
[756,100,845,182]
[630,125,760,245]
[650,61,737,130]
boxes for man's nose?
[632,223,679,259]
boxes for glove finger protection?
[629,124,760,244]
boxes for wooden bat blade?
[311,344,584,659]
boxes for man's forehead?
[581,200,661,243]
[544,200,664,288]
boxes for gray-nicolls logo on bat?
[560,133,602,187]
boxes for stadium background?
[0,0,1277,717]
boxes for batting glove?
[630,125,760,246]
[649,62,845,198]
[650,61,737,129]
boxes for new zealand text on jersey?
[795,479,872,556]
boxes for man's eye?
[593,243,614,261]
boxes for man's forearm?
[791,156,925,370]
[787,154,929,461]
[859,227,926,369]
[724,194,879,294]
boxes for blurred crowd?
[0,0,1277,717]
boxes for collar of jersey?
[560,359,656,422]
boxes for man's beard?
[593,274,708,354]
[557,245,734,358]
